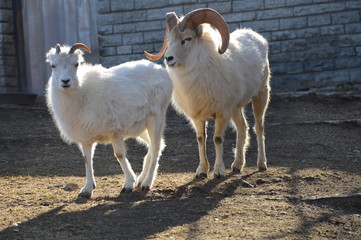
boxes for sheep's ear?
[45,50,53,63]
[194,25,204,37]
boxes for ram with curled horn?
[145,8,271,178]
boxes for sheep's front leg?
[213,115,228,178]
[112,136,136,193]
[192,119,209,178]
[78,143,96,198]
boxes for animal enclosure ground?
[0,94,360,240]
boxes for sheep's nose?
[165,56,174,63]
[61,79,70,84]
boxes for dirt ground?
[0,93,360,240]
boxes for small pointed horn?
[55,44,61,54]
[68,43,92,54]
[179,8,230,54]
[144,12,179,61]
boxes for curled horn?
[68,43,92,54]
[55,44,61,54]
[179,8,230,54]
[144,12,179,61]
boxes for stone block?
[320,25,344,35]
[257,8,293,20]
[99,47,116,56]
[335,57,361,69]
[135,21,162,32]
[98,25,113,35]
[356,47,361,56]
[117,45,132,55]
[147,6,183,21]
[111,0,134,12]
[295,28,320,38]
[169,0,197,4]
[122,10,147,23]
[345,23,361,34]
[294,2,345,16]
[0,22,13,34]
[349,68,361,83]
[183,4,207,13]
[0,9,12,21]
[286,0,312,7]
[338,47,356,57]
[132,44,154,54]
[243,19,279,32]
[266,0,286,9]
[98,12,123,26]
[232,0,264,12]
[208,2,232,14]
[303,59,335,72]
[143,30,165,43]
[135,0,168,9]
[346,1,361,10]
[332,11,360,24]
[280,17,307,30]
[98,34,122,47]
[223,12,256,23]
[0,0,12,8]
[96,0,110,13]
[281,39,307,52]
[113,23,136,34]
[123,33,143,44]
[308,14,331,27]
[271,30,297,41]
[339,34,361,47]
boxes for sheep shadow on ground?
[0,174,248,240]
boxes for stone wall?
[0,0,17,93]
[96,0,361,92]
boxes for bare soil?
[0,94,360,240]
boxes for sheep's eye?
[181,37,192,45]
[74,63,79,68]
[51,64,56,69]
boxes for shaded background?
[0,0,361,95]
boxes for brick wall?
[96,0,361,92]
[0,0,17,93]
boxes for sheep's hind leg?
[112,135,136,193]
[231,107,249,173]
[213,115,228,178]
[78,143,96,198]
[192,119,209,179]
[139,115,165,191]
[252,86,270,172]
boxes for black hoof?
[141,186,150,191]
[78,192,92,199]
[121,188,133,193]
[196,173,207,179]
[214,173,224,179]
[232,167,241,173]
[258,166,267,172]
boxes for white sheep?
[145,8,271,178]
[46,43,172,198]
